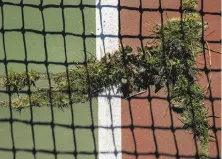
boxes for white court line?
[96,0,121,159]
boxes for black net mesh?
[119,0,221,158]
[0,0,221,159]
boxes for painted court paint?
[0,0,221,159]
[0,1,121,159]
[96,0,121,159]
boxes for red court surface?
[120,0,221,158]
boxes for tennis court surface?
[0,0,221,159]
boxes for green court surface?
[0,0,98,158]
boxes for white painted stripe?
[96,0,121,159]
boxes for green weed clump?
[0,0,213,157]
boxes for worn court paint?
[96,0,121,159]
